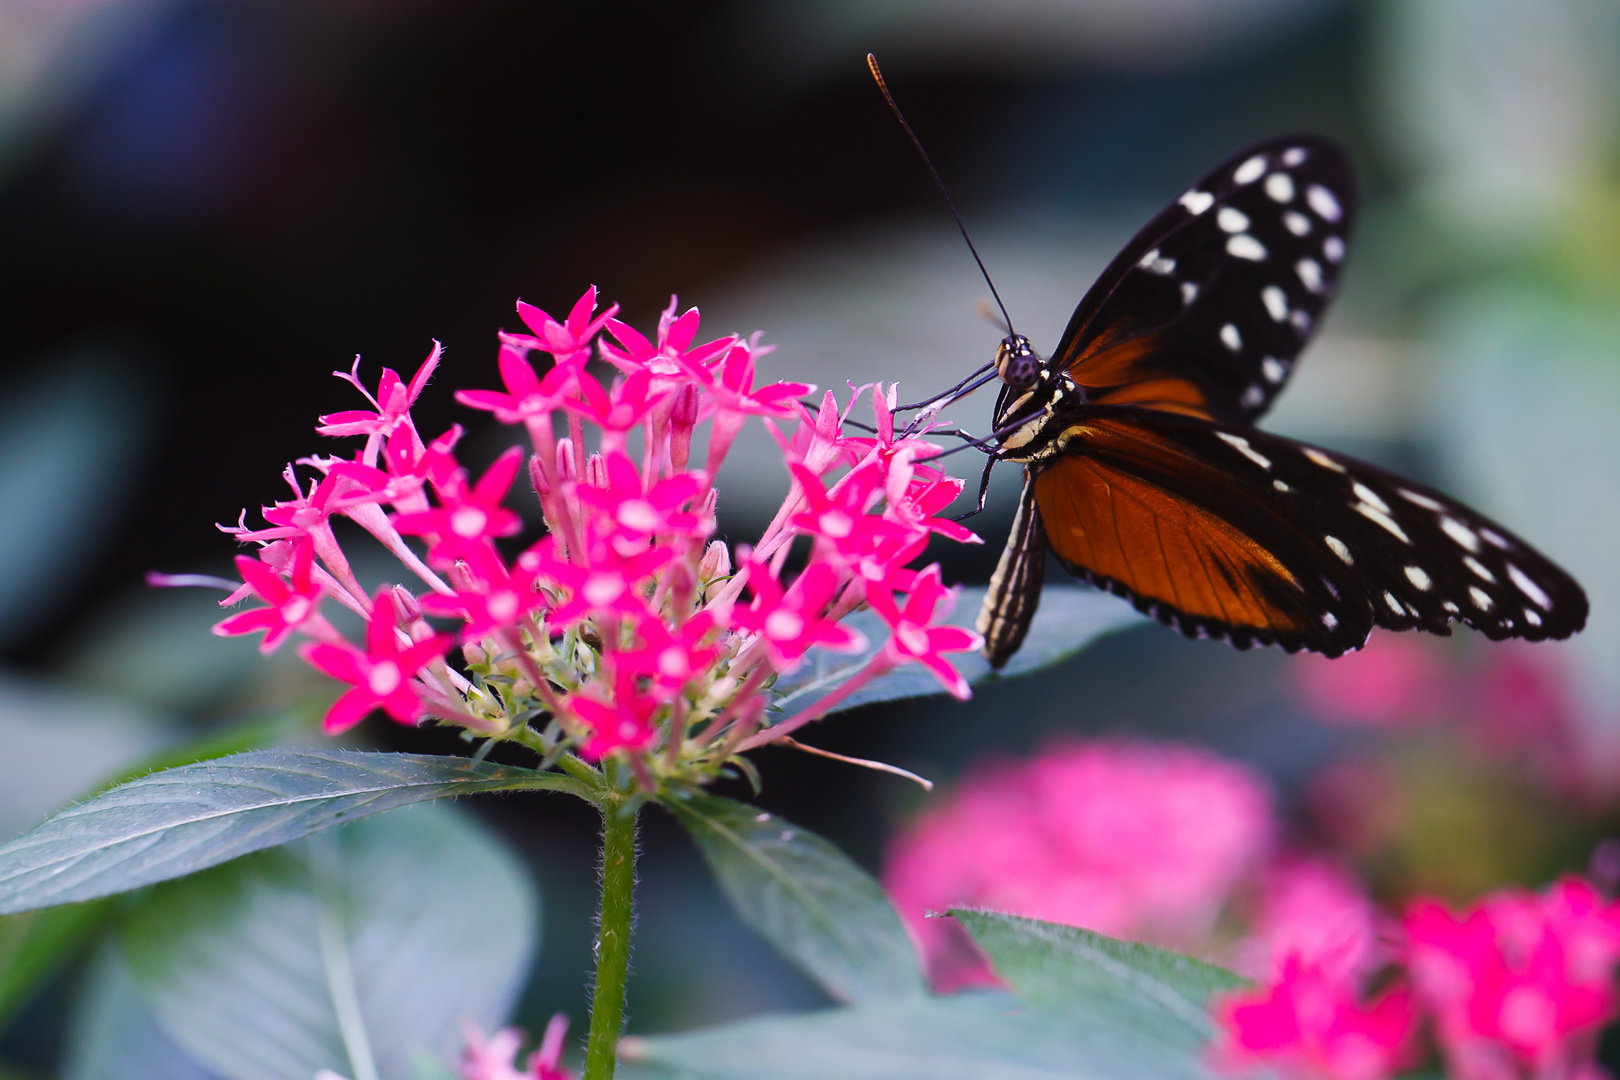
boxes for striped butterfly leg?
[977,472,1048,669]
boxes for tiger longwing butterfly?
[961,135,1588,666]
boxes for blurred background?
[1,0,1619,1074]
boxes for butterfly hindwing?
[1051,136,1355,425]
[1031,407,1587,656]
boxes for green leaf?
[116,803,537,1080]
[952,909,1246,1044]
[0,899,117,1027]
[0,711,304,1031]
[0,749,589,915]
[61,944,211,1080]
[661,792,925,1003]
[771,585,1143,719]
[621,990,1216,1080]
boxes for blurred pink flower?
[1212,956,1416,1080]
[461,1014,573,1080]
[1405,877,1620,1080]
[1292,631,1447,728]
[884,739,1273,990]
[1236,856,1383,984]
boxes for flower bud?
[556,438,578,482]
[391,585,423,622]
[699,539,732,581]
[448,560,479,593]
[529,452,550,495]
[670,382,701,471]
[463,640,489,666]
[586,452,609,490]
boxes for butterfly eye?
[996,334,1040,389]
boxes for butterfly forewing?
[1051,136,1355,425]
[1032,408,1586,656]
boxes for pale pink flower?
[461,1014,573,1080]
[1237,856,1382,984]
[885,739,1273,990]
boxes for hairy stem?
[583,799,638,1080]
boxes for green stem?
[583,799,638,1080]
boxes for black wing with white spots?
[1051,136,1355,425]
[1033,406,1587,657]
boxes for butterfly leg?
[954,455,997,521]
[976,472,1047,668]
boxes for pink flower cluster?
[191,287,984,782]
[1216,877,1620,1080]
[882,739,1273,991]
[1407,878,1620,1080]
[461,1016,571,1080]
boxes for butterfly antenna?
[868,53,1016,338]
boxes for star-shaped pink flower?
[212,540,334,653]
[567,670,660,760]
[574,451,710,554]
[298,589,450,734]
[732,560,867,672]
[866,565,982,699]
[505,286,619,365]
[392,446,525,560]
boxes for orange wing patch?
[1033,451,1314,645]
[1058,333,1216,420]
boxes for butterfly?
[967,135,1588,667]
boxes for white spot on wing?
[1322,611,1338,629]
[1227,235,1268,261]
[1506,562,1551,609]
[1525,608,1543,627]
[1265,173,1295,202]
[1233,155,1267,184]
[1356,502,1411,543]
[1284,211,1311,236]
[1262,356,1287,383]
[1441,516,1481,552]
[1218,206,1250,233]
[1399,489,1443,511]
[1290,310,1314,334]
[1221,323,1243,351]
[1262,285,1289,321]
[1138,248,1176,274]
[1323,236,1345,262]
[1443,600,1459,614]
[1482,528,1511,550]
[1405,565,1432,591]
[1282,147,1308,166]
[1325,535,1352,564]
[1352,482,1389,513]
[1304,448,1345,472]
[1217,431,1272,468]
[1241,384,1265,408]
[1384,591,1405,615]
[1464,555,1496,583]
[1469,586,1494,611]
[1274,479,1292,492]
[1181,281,1199,305]
[1296,258,1324,293]
[1307,184,1343,221]
[1180,190,1215,215]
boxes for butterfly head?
[995,334,1042,389]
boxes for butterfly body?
[973,136,1587,666]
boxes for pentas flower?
[1405,878,1620,1080]
[212,540,337,654]
[461,1015,573,1080]
[174,285,985,791]
[883,739,1273,991]
[298,589,452,735]
[1211,957,1417,1080]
